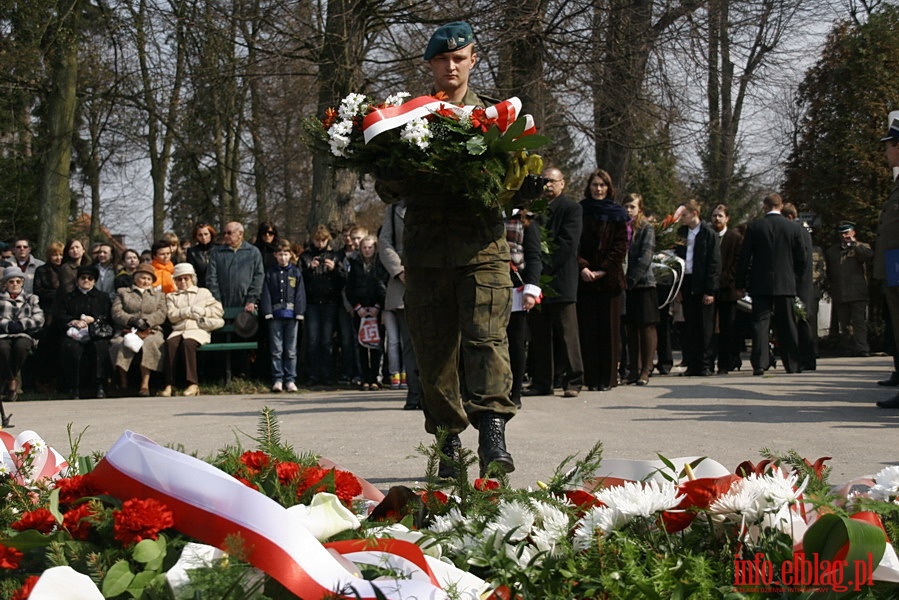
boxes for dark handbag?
[88,318,114,340]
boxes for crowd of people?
[0,170,880,414]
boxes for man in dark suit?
[711,204,744,374]
[675,200,721,376]
[783,203,819,371]
[736,193,808,375]
[525,167,584,397]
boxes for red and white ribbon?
[0,429,69,485]
[90,431,448,600]
[362,95,532,143]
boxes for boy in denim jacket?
[261,239,307,392]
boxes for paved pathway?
[5,355,897,489]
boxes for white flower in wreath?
[338,93,367,119]
[710,471,808,522]
[596,479,682,518]
[401,117,431,150]
[485,500,535,543]
[429,506,466,534]
[327,119,355,157]
[530,501,570,556]
[870,465,899,501]
[572,505,626,549]
[385,92,411,106]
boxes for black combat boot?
[477,413,515,477]
[437,433,462,479]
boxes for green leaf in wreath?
[0,529,69,550]
[132,536,165,564]
[466,135,487,155]
[102,559,135,597]
[48,488,64,523]
[801,513,885,596]
[127,570,160,598]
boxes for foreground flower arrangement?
[2,412,899,599]
[302,92,549,212]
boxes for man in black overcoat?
[736,193,809,375]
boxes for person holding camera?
[825,221,872,357]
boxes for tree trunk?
[497,0,549,129]
[39,38,78,251]
[308,0,365,233]
[592,0,702,190]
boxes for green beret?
[837,221,855,233]
[423,22,474,60]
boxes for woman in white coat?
[161,262,223,397]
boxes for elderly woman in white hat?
[109,263,167,396]
[0,266,44,413]
[162,262,224,397]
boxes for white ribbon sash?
[90,431,447,600]
[362,95,532,143]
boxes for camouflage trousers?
[405,261,515,435]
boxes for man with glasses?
[207,222,264,313]
[524,167,584,398]
[9,239,44,294]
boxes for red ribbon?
[89,431,447,599]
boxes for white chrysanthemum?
[572,505,627,549]
[385,92,411,106]
[870,466,899,501]
[0,463,9,477]
[710,480,760,519]
[596,480,683,518]
[428,506,466,534]
[338,93,367,119]
[401,117,431,150]
[530,502,570,556]
[486,500,535,543]
[710,472,808,522]
[759,471,809,507]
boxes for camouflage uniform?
[388,88,515,435]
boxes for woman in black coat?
[55,265,113,399]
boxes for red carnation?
[0,544,23,569]
[333,469,362,505]
[296,466,329,496]
[55,474,104,506]
[276,461,301,485]
[11,575,38,600]
[239,450,270,475]
[63,504,98,541]
[11,508,56,533]
[474,478,501,492]
[420,490,449,505]
[113,498,174,546]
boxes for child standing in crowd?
[345,235,388,390]
[261,239,306,392]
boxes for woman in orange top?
[150,240,176,294]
